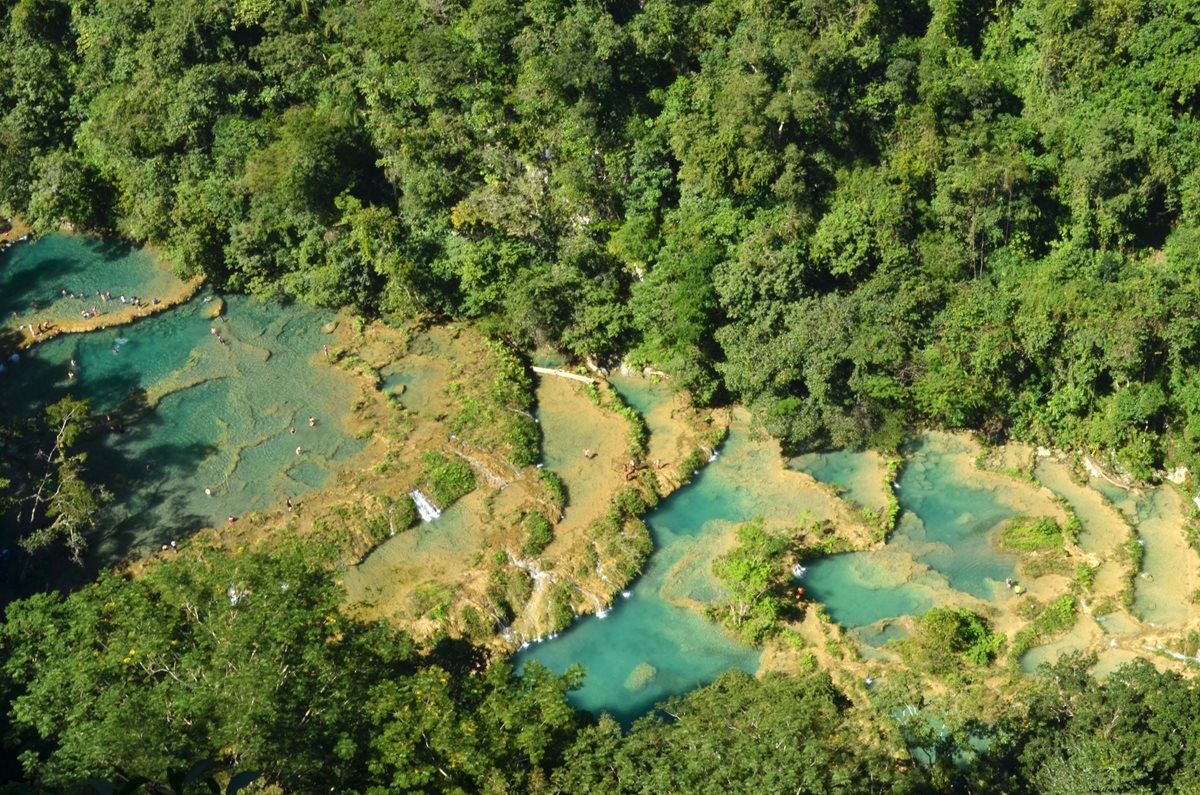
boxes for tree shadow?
[0,356,221,605]
[81,235,138,263]
[423,635,490,678]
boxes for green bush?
[902,607,1004,674]
[421,451,476,507]
[1011,594,1078,661]
[539,469,567,512]
[1063,513,1083,544]
[459,604,493,641]
[1076,562,1096,591]
[521,513,555,557]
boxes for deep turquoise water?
[0,238,364,593]
[1,234,184,328]
[802,435,1019,627]
[514,446,761,725]
[516,387,765,725]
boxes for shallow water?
[534,375,627,533]
[343,501,477,604]
[802,435,1037,627]
[381,358,446,416]
[1085,479,1195,628]
[790,449,888,513]
[516,402,856,724]
[1020,614,1100,673]
[1,234,186,329]
[1,288,364,577]
[605,373,666,417]
[854,620,909,648]
[1034,459,1129,556]
[1129,488,1195,627]
[1091,647,1145,679]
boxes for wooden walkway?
[531,366,596,384]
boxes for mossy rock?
[624,662,658,692]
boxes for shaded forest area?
[3,0,1200,478]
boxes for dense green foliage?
[554,670,923,794]
[0,395,110,568]
[1010,593,1078,659]
[521,511,555,558]
[985,655,1200,794]
[4,0,1200,476]
[7,1,1200,789]
[5,548,1200,793]
[419,450,476,508]
[709,519,791,644]
[0,541,584,791]
[901,606,1004,672]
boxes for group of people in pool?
[205,415,318,528]
[13,288,163,342]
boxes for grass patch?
[1075,562,1096,591]
[538,469,567,514]
[446,339,539,466]
[899,607,1004,674]
[1010,593,1078,662]
[998,517,1063,552]
[1121,534,1145,607]
[795,518,857,561]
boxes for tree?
[901,607,1003,674]
[13,396,110,563]
[710,519,790,644]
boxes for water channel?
[6,234,1196,722]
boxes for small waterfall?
[576,585,610,619]
[595,557,613,584]
[1153,646,1200,665]
[409,489,441,522]
[509,553,553,583]
[227,584,248,606]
